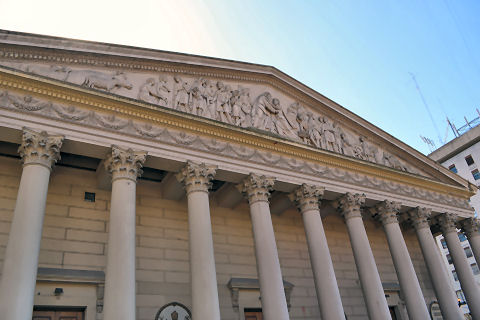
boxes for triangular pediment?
[0,31,471,191]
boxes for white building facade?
[430,123,480,318]
[0,30,478,320]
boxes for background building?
[430,119,480,318]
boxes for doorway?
[244,308,263,320]
[32,307,85,320]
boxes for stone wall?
[0,155,436,320]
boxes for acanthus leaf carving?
[289,184,324,214]
[238,173,275,205]
[104,145,147,182]
[18,127,64,169]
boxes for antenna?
[420,135,436,153]
[409,73,443,145]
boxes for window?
[465,247,473,258]
[446,254,453,264]
[441,239,448,249]
[449,164,458,173]
[472,169,480,180]
[452,270,458,281]
[458,233,467,242]
[471,263,480,275]
[465,155,475,166]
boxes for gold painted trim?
[0,67,473,200]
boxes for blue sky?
[1,0,479,154]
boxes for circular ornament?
[155,302,191,320]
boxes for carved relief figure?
[238,88,253,127]
[138,76,171,107]
[25,65,71,81]
[173,76,190,113]
[253,92,280,132]
[69,70,132,92]
[190,86,208,117]
[215,82,233,123]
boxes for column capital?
[237,173,275,205]
[461,218,480,239]
[104,145,147,182]
[408,207,431,230]
[373,200,401,226]
[176,161,217,194]
[437,212,459,234]
[18,128,64,170]
[336,193,365,220]
[289,184,324,214]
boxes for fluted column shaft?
[439,212,480,319]
[239,174,289,320]
[177,161,220,320]
[409,208,463,319]
[103,146,146,320]
[337,193,391,320]
[375,201,429,319]
[0,129,63,320]
[291,185,345,320]
[462,218,480,267]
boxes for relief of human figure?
[230,89,242,126]
[138,76,170,107]
[238,88,253,127]
[190,86,208,117]
[308,116,324,148]
[359,136,377,162]
[215,82,233,123]
[297,110,312,144]
[273,100,299,139]
[173,76,191,113]
[321,117,341,153]
[205,80,218,120]
[253,92,279,132]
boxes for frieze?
[1,60,418,174]
[0,90,471,210]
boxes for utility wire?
[409,72,443,145]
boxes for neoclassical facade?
[0,30,479,320]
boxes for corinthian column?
[177,161,220,320]
[438,212,480,319]
[103,145,146,320]
[290,184,345,320]
[238,174,289,320]
[0,128,63,320]
[374,201,429,319]
[461,218,480,267]
[408,208,463,319]
[337,193,391,320]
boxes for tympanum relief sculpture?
[12,62,410,172]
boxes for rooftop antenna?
[409,72,443,145]
[420,135,436,153]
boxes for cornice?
[0,41,470,187]
[0,66,474,201]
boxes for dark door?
[389,307,397,320]
[245,309,263,320]
[33,310,84,320]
